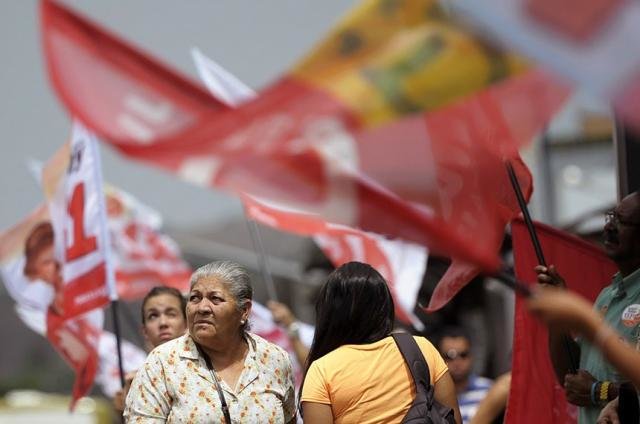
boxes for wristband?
[590,381,600,406]
[600,381,611,404]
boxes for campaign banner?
[43,122,114,320]
[0,204,103,409]
[41,134,191,301]
[40,0,570,274]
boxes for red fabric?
[425,156,533,311]
[41,0,569,273]
[46,311,100,410]
[242,196,419,325]
[505,218,618,424]
[526,0,625,43]
[110,219,191,300]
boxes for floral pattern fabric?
[124,332,296,423]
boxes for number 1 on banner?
[66,182,97,261]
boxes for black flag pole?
[111,299,126,389]
[504,160,578,374]
[506,161,547,266]
[496,270,532,298]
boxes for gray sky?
[0,0,353,232]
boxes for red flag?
[243,195,427,328]
[41,0,569,273]
[505,218,617,424]
[104,186,191,299]
[425,154,533,311]
[46,311,102,408]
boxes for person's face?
[31,245,61,287]
[439,336,473,384]
[142,293,187,348]
[603,193,640,264]
[187,277,249,346]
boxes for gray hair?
[189,261,253,332]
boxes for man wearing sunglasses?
[536,191,640,423]
[437,326,493,424]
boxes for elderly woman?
[125,261,296,423]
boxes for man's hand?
[535,264,567,288]
[564,369,597,406]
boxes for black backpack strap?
[392,333,431,392]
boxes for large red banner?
[507,218,617,423]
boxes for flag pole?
[110,300,126,388]
[120,303,146,347]
[506,160,546,266]
[243,213,279,302]
[504,159,578,374]
[495,269,532,297]
[89,133,126,388]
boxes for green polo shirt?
[578,267,640,423]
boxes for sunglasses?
[441,349,470,361]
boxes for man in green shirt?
[536,191,640,423]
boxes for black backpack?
[392,333,456,424]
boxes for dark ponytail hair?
[299,262,395,408]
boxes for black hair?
[141,286,187,324]
[436,325,471,349]
[299,262,394,408]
